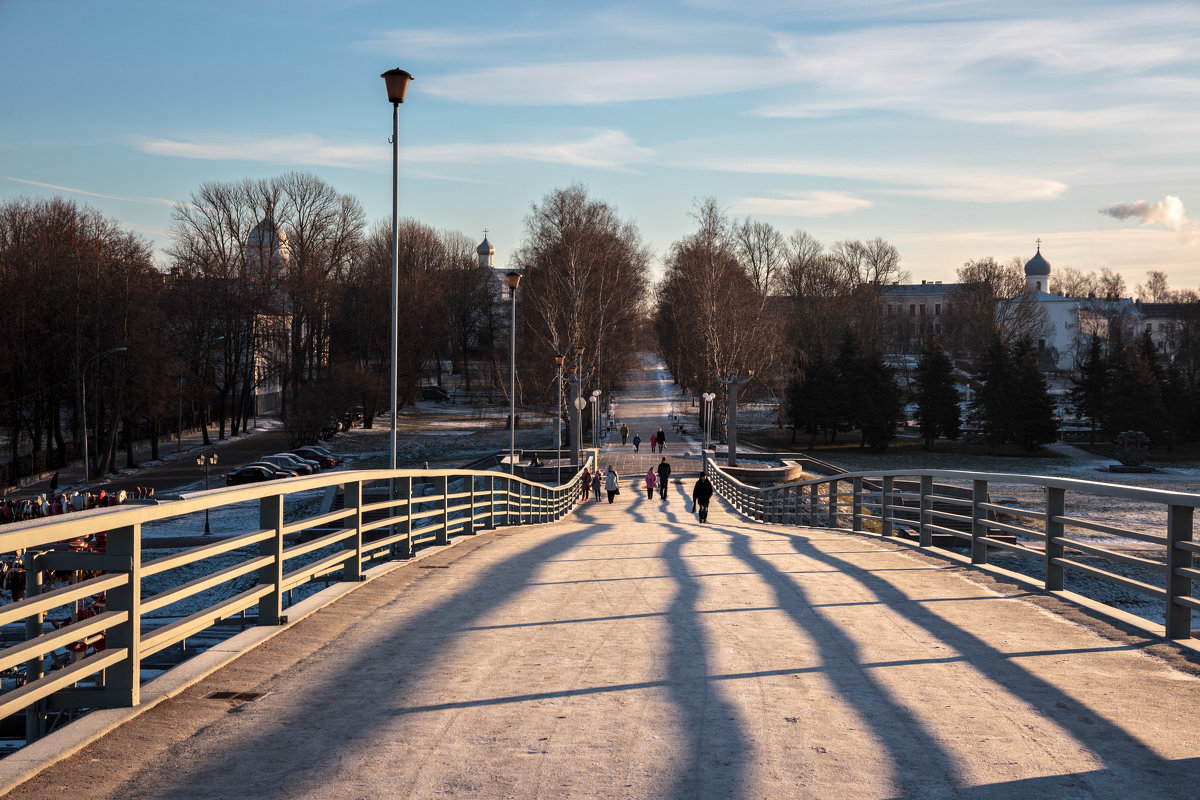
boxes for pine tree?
[970,333,1016,450]
[788,355,841,447]
[1104,344,1166,443]
[915,336,961,448]
[1071,334,1106,444]
[859,347,903,451]
[1011,338,1058,452]
[834,328,865,439]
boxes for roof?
[477,236,495,256]
[880,282,965,297]
[1024,248,1051,276]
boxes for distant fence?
[705,457,1198,644]
[0,459,591,746]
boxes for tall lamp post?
[701,392,716,452]
[570,345,590,468]
[381,67,413,475]
[196,452,217,535]
[590,389,602,448]
[716,369,754,467]
[81,345,127,483]
[554,354,565,484]
[506,272,522,475]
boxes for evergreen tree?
[915,336,961,448]
[1071,334,1106,444]
[858,347,903,451]
[1011,338,1058,452]
[970,333,1016,450]
[788,355,841,447]
[1104,344,1166,442]
[833,328,865,439]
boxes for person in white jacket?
[604,465,621,503]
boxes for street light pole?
[556,352,566,484]
[716,370,754,467]
[381,68,413,475]
[196,452,217,535]
[590,389,601,448]
[80,346,127,483]
[701,392,716,452]
[506,272,522,475]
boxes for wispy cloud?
[357,27,543,58]
[2,175,192,208]
[1101,195,1194,231]
[138,130,653,172]
[730,190,872,217]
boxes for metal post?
[827,480,837,527]
[1166,504,1194,639]
[971,479,988,564]
[1045,487,1065,591]
[105,523,141,706]
[342,480,363,581]
[556,367,563,485]
[509,279,518,476]
[23,552,44,743]
[881,476,894,537]
[397,475,413,558]
[436,475,449,545]
[852,477,863,531]
[919,475,933,547]
[257,494,285,626]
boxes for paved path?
[9,361,1200,799]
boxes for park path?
[7,364,1200,799]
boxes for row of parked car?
[224,445,342,486]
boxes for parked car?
[302,444,341,461]
[272,452,321,473]
[259,454,316,475]
[291,447,337,468]
[225,465,281,486]
[421,386,450,402]
[247,461,300,478]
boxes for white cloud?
[1100,195,1193,231]
[730,190,872,217]
[2,175,194,208]
[138,130,653,172]
[357,28,542,58]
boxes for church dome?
[477,236,494,256]
[1024,247,1050,277]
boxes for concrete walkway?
[8,360,1200,798]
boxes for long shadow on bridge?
[129,494,752,799]
[696,484,1200,800]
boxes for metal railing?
[705,457,1197,642]
[0,458,591,744]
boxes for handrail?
[704,456,1198,644]
[0,455,594,746]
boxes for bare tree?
[733,217,787,298]
[944,257,1048,355]
[1136,270,1173,302]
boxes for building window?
[910,304,916,317]
[1146,324,1152,334]
[919,304,926,316]
[1036,281,1042,291]
[935,303,941,316]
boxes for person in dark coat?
[620,423,629,445]
[656,427,667,453]
[657,457,672,500]
[692,474,714,523]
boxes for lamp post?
[554,354,565,484]
[80,346,127,483]
[381,67,413,475]
[590,390,602,448]
[506,272,522,475]
[716,369,754,467]
[701,392,716,451]
[570,345,589,467]
[196,452,217,535]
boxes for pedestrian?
[605,464,620,503]
[656,427,667,453]
[591,469,602,501]
[620,423,629,445]
[650,433,657,453]
[581,466,591,501]
[692,473,714,523]
[657,457,672,500]
[49,471,59,495]
[632,433,641,453]
[644,467,657,499]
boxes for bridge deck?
[8,356,1200,798]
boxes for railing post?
[1045,487,1065,591]
[464,476,476,535]
[397,475,413,558]
[1166,503,1194,639]
[826,480,837,528]
[488,476,497,530]
[852,477,864,532]
[258,494,285,626]
[881,476,894,537]
[435,475,449,545]
[104,523,141,706]
[24,552,45,743]
[919,475,933,547]
[342,481,363,581]
[971,479,988,564]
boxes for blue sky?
[2,0,1198,287]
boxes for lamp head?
[554,354,564,367]
[381,68,414,104]
[506,271,522,290]
[575,345,584,357]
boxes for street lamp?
[590,389,602,448]
[80,346,127,483]
[196,452,218,535]
[716,369,754,467]
[571,345,589,467]
[381,67,413,476]
[701,392,716,451]
[506,271,522,475]
[554,354,565,485]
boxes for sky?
[2,0,1198,288]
